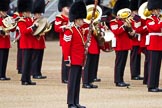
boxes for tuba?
[33,17,52,36]
[138,2,152,20]
[117,8,139,39]
[84,4,114,52]
[84,4,102,24]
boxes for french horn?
[33,17,52,36]
[2,16,17,32]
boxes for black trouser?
[83,53,99,84]
[17,41,23,73]
[61,56,70,81]
[67,65,82,105]
[147,51,162,89]
[130,46,141,77]
[21,49,33,82]
[114,50,128,83]
[0,49,9,78]
[31,49,44,76]
[141,48,149,84]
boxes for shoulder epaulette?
[67,27,73,34]
[14,12,19,16]
[146,16,154,21]
[18,18,26,22]
[110,19,117,23]
[56,14,63,19]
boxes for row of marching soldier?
[55,0,103,89]
[0,0,48,85]
[109,0,162,92]
[1,0,162,107]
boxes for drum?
[101,30,115,52]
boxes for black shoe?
[93,78,101,82]
[62,80,68,84]
[76,104,86,108]
[143,82,147,85]
[82,84,91,89]
[33,75,47,79]
[89,83,98,88]
[116,82,130,87]
[18,71,22,74]
[21,81,36,85]
[0,77,11,81]
[148,88,162,92]
[68,104,77,108]
[131,76,144,80]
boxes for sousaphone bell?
[138,2,152,19]
[84,4,102,24]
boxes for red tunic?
[133,19,148,48]
[110,19,131,51]
[146,15,162,51]
[81,23,100,54]
[18,17,35,49]
[130,19,141,46]
[62,25,86,66]
[32,18,46,49]
[0,18,10,48]
[54,14,69,46]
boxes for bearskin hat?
[138,0,147,8]
[84,0,100,5]
[112,0,130,16]
[129,0,139,11]
[17,0,33,12]
[0,0,10,11]
[69,1,87,22]
[58,0,73,12]
[147,0,162,10]
[32,0,45,13]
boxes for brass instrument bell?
[138,2,152,19]
[84,4,102,24]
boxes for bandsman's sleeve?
[110,20,125,35]
[133,20,148,34]
[62,29,73,62]
[54,16,64,33]
[146,18,162,32]
[18,20,33,35]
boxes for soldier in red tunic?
[12,12,23,74]
[31,0,47,79]
[146,0,162,92]
[82,0,100,89]
[129,0,145,80]
[62,1,87,108]
[110,0,131,87]
[138,0,149,85]
[17,0,38,85]
[0,0,11,80]
[54,0,73,84]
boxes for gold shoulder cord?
[74,25,85,46]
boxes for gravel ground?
[0,41,162,108]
